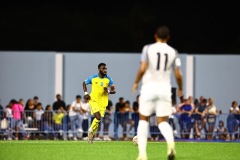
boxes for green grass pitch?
[0,140,239,160]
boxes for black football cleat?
[168,150,175,160]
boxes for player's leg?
[136,93,155,160]
[91,112,101,135]
[136,114,149,160]
[87,101,101,143]
[156,99,175,160]
[157,116,175,160]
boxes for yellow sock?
[90,118,100,135]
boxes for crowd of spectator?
[0,94,240,141]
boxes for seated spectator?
[214,120,228,141]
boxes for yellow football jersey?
[85,74,114,107]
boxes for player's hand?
[132,83,138,95]
[84,94,91,101]
[109,90,116,94]
[104,87,108,93]
[108,85,116,94]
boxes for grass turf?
[0,140,239,160]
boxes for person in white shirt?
[132,25,183,160]
[69,95,83,140]
[4,100,14,140]
[81,96,91,139]
[34,103,44,138]
[205,97,218,140]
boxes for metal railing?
[0,110,239,141]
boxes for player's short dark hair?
[155,25,170,39]
[98,63,106,69]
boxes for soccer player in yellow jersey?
[83,63,116,143]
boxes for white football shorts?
[139,83,172,117]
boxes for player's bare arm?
[82,81,91,100]
[174,67,183,97]
[132,61,148,94]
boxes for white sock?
[137,120,149,157]
[158,121,175,155]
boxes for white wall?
[1,51,239,113]
[194,54,240,113]
[0,51,56,108]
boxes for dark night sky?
[0,1,240,54]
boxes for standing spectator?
[53,94,66,112]
[169,99,178,136]
[33,96,39,109]
[0,101,4,133]
[149,113,160,141]
[199,96,205,105]
[65,104,72,139]
[81,96,91,139]
[194,98,208,139]
[25,98,36,139]
[19,98,25,107]
[34,103,44,139]
[132,95,140,136]
[191,98,199,139]
[69,95,83,140]
[113,97,125,140]
[41,105,57,140]
[177,98,193,139]
[4,100,14,140]
[205,97,218,140]
[102,100,113,141]
[12,100,28,140]
[0,100,3,119]
[227,101,239,141]
[121,100,135,140]
[25,98,35,128]
[53,106,67,139]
